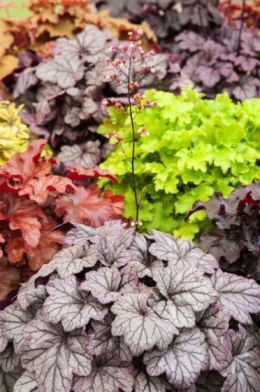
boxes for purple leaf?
[58,141,101,168]
[111,293,178,355]
[231,76,259,100]
[20,321,92,392]
[55,25,107,63]
[42,276,107,331]
[197,66,221,88]
[211,269,260,324]
[175,31,205,53]
[36,56,84,89]
[144,328,209,390]
[13,68,38,99]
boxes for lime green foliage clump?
[98,88,260,239]
[0,101,30,165]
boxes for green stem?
[127,51,139,222]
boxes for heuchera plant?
[171,22,260,100]
[98,88,260,239]
[0,220,260,391]
[8,24,167,164]
[0,0,156,80]
[0,101,30,165]
[0,139,123,301]
[188,182,260,282]
[95,0,223,50]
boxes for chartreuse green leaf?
[98,88,260,239]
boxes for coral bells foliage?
[0,140,123,301]
[0,101,30,165]
[0,221,260,391]
[171,22,260,100]
[95,0,223,49]
[9,24,167,161]
[98,88,260,239]
[189,182,260,282]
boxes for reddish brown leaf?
[55,184,124,227]
[0,258,21,301]
[67,166,118,184]
[20,175,76,203]
[0,195,45,247]
[5,236,25,264]
[26,218,64,271]
[0,139,54,193]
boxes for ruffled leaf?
[111,293,178,356]
[211,270,260,324]
[42,276,107,331]
[20,320,92,392]
[144,328,209,390]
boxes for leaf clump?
[0,220,260,392]
[9,24,167,162]
[190,182,260,282]
[0,140,123,301]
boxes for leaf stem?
[127,50,140,222]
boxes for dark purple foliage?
[189,182,260,283]
[95,0,223,50]
[170,23,260,99]
[0,221,260,391]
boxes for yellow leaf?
[0,20,14,58]
[35,19,75,39]
[0,55,18,79]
